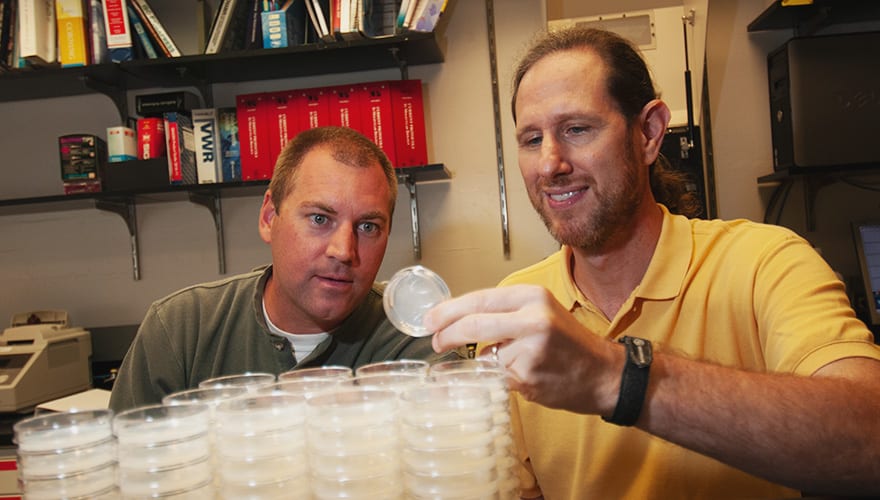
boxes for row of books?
[0,0,449,71]
[2,0,180,70]
[236,79,427,182]
[204,0,450,54]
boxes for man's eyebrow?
[298,201,337,214]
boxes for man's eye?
[309,214,328,225]
[566,125,588,136]
[519,134,542,148]
[359,222,379,234]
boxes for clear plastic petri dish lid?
[383,265,451,337]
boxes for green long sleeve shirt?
[109,266,461,412]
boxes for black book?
[136,91,201,117]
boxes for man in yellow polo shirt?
[426,26,880,499]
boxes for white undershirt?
[262,299,329,363]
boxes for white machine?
[0,311,92,413]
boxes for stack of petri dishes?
[430,359,520,499]
[14,409,118,499]
[306,387,403,499]
[399,383,500,499]
[212,393,311,499]
[113,404,215,499]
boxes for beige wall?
[1,0,877,329]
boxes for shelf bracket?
[81,75,129,123]
[485,0,511,257]
[95,197,141,280]
[400,173,422,259]
[189,191,226,274]
[389,47,409,80]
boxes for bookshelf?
[0,31,452,278]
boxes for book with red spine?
[137,117,166,159]
[164,112,182,184]
[389,79,428,167]
[100,0,132,62]
[328,84,365,134]
[236,92,271,181]
[359,81,396,166]
[295,86,331,133]
[265,90,301,179]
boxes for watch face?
[626,337,652,367]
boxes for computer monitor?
[852,221,880,327]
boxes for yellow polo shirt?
[501,205,880,500]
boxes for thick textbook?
[56,0,88,67]
[129,0,181,57]
[19,0,56,65]
[192,108,222,183]
[236,92,271,181]
[389,79,427,167]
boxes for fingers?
[427,284,554,352]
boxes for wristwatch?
[602,336,652,427]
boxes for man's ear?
[258,190,275,244]
[639,99,671,165]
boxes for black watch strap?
[602,336,652,427]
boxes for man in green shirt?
[110,126,459,412]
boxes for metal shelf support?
[189,191,226,275]
[81,75,129,123]
[400,174,422,259]
[95,197,141,280]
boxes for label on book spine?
[192,108,221,183]
[101,0,132,62]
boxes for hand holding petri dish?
[383,265,451,337]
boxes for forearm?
[639,354,880,495]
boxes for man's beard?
[530,145,643,253]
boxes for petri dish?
[383,265,450,337]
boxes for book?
[218,107,241,182]
[0,0,14,70]
[136,91,201,117]
[136,117,166,159]
[164,111,197,184]
[389,79,427,167]
[205,0,248,54]
[164,112,182,183]
[236,92,271,181]
[244,0,262,49]
[101,0,133,62]
[85,0,109,64]
[410,0,445,32]
[361,0,400,37]
[18,0,56,66]
[127,4,159,59]
[180,114,198,184]
[128,0,181,57]
[295,86,330,132]
[305,0,333,41]
[192,108,222,183]
[107,126,137,162]
[360,81,396,165]
[328,84,364,132]
[55,0,88,67]
[265,90,300,176]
